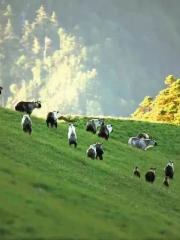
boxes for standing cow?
[164,161,174,179]
[97,124,113,140]
[15,101,41,115]
[46,111,59,128]
[86,144,97,160]
[21,115,32,135]
[68,124,77,148]
[86,143,104,160]
[86,118,104,134]
[145,167,156,183]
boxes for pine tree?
[35,5,48,24]
[3,5,13,17]
[32,37,40,55]
[4,19,16,40]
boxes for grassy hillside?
[0,107,180,240]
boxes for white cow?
[128,137,157,150]
[68,124,77,148]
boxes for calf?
[46,111,59,128]
[164,161,174,179]
[133,166,140,178]
[21,115,32,135]
[98,124,113,140]
[163,176,169,188]
[145,167,156,183]
[0,87,3,95]
[128,137,157,150]
[15,101,41,115]
[68,124,77,148]
[86,118,104,134]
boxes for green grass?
[0,107,180,240]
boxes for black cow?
[15,101,41,115]
[145,167,156,183]
[46,111,59,128]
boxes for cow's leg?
[100,155,103,160]
[54,122,58,128]
[74,142,77,148]
[51,122,53,128]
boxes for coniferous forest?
[1,0,180,119]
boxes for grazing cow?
[145,167,156,183]
[46,111,59,128]
[68,124,77,148]
[128,137,157,150]
[133,166,140,178]
[164,161,174,179]
[163,176,169,187]
[21,115,32,135]
[98,124,113,140]
[86,143,104,160]
[86,118,104,134]
[136,133,149,139]
[86,144,97,160]
[15,101,41,115]
[0,87,3,95]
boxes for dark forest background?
[0,0,180,118]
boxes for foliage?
[132,75,180,124]
[0,1,180,116]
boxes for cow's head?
[168,161,174,168]
[106,124,113,134]
[148,137,157,146]
[149,167,156,173]
[35,101,41,108]
[95,142,103,149]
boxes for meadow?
[0,107,180,240]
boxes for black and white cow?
[21,115,32,135]
[97,124,113,140]
[46,111,59,128]
[145,167,156,183]
[68,124,77,148]
[86,118,104,134]
[164,161,174,179]
[86,144,97,160]
[86,143,104,160]
[15,101,41,115]
[0,87,3,95]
